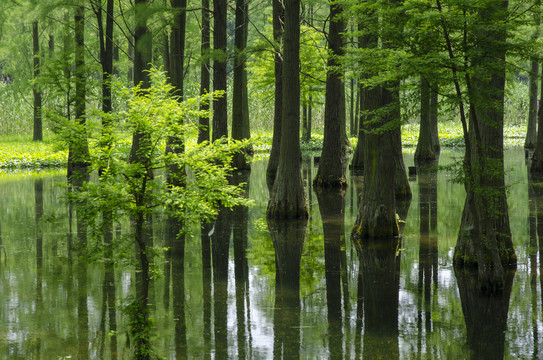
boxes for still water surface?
[0,148,541,359]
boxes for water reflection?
[316,188,345,360]
[268,218,307,359]
[455,267,515,359]
[416,162,439,358]
[528,171,543,358]
[3,150,543,358]
[354,237,401,359]
[212,206,232,357]
[232,170,252,359]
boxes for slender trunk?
[415,78,439,162]
[232,0,252,170]
[212,0,228,140]
[526,0,540,150]
[266,0,284,178]
[198,0,211,144]
[267,0,308,219]
[68,5,90,179]
[32,20,42,141]
[314,0,347,188]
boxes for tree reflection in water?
[268,218,307,360]
[416,162,439,357]
[212,206,233,357]
[455,267,514,359]
[232,170,252,359]
[354,236,401,360]
[316,187,345,360]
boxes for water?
[0,148,541,359]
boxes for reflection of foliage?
[300,227,325,298]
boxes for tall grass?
[0,82,33,135]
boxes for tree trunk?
[314,0,347,188]
[454,0,516,291]
[232,0,252,170]
[530,62,543,172]
[352,85,399,239]
[266,0,283,178]
[169,0,186,100]
[68,5,90,179]
[350,18,376,171]
[415,78,440,163]
[525,1,539,150]
[198,0,211,144]
[166,0,187,187]
[267,0,308,219]
[32,20,42,142]
[525,59,538,150]
[129,0,153,165]
[212,0,228,140]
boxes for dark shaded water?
[0,148,541,359]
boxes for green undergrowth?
[0,122,530,169]
[0,135,67,169]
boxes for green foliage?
[247,21,326,123]
[0,136,66,168]
[65,68,251,258]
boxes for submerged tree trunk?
[452,0,516,291]
[352,86,399,239]
[314,0,347,188]
[212,0,228,140]
[267,0,308,219]
[267,0,284,178]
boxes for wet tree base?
[313,176,347,189]
[530,155,543,174]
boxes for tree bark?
[198,0,211,144]
[352,85,399,239]
[266,0,284,178]
[453,0,516,290]
[267,0,308,219]
[525,0,539,150]
[212,0,228,140]
[232,0,252,170]
[314,0,347,188]
[530,63,543,172]
[525,59,538,150]
[68,5,91,179]
[415,78,440,163]
[129,0,153,165]
[32,20,42,141]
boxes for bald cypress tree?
[267,0,308,218]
